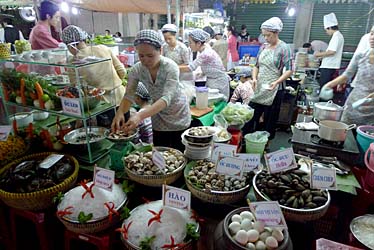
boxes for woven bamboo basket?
[124,147,186,187]
[184,163,250,204]
[0,152,79,211]
[253,173,330,222]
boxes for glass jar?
[195,86,209,109]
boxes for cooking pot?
[314,100,345,121]
[316,119,356,142]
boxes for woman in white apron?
[243,17,293,139]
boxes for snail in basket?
[186,160,251,192]
[124,149,185,175]
[255,168,328,209]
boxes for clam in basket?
[0,152,79,211]
[184,160,252,204]
[253,169,330,222]
[57,181,127,234]
[119,200,199,250]
[123,146,186,187]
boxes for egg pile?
[228,211,285,250]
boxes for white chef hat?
[324,13,338,29]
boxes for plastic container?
[244,131,269,156]
[196,86,208,109]
[356,126,374,153]
[364,143,374,191]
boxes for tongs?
[295,153,350,175]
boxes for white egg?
[246,242,256,250]
[265,236,279,249]
[240,211,255,221]
[259,231,271,242]
[234,230,249,245]
[272,229,284,242]
[229,221,241,235]
[253,220,265,233]
[255,240,266,250]
[247,229,259,242]
[232,214,242,223]
[241,219,253,231]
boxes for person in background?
[257,25,266,44]
[243,17,292,140]
[114,32,122,38]
[179,28,230,101]
[105,29,111,36]
[227,25,239,70]
[111,29,191,151]
[29,0,61,49]
[161,23,190,66]
[203,26,215,46]
[51,15,68,42]
[61,25,126,125]
[134,82,153,144]
[0,18,25,51]
[321,27,374,126]
[315,13,344,88]
[212,29,228,70]
[230,68,254,105]
[239,24,250,42]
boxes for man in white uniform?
[315,13,344,88]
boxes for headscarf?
[134,29,163,49]
[62,25,89,45]
[136,82,151,100]
[261,17,283,32]
[189,28,211,43]
[161,24,177,33]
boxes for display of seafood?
[0,156,74,193]
[188,126,214,137]
[124,149,185,175]
[186,160,252,192]
[56,86,104,98]
[73,133,104,143]
[107,129,137,140]
[255,168,328,209]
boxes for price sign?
[94,166,115,192]
[265,148,297,174]
[152,149,166,173]
[162,185,191,211]
[0,125,12,141]
[216,156,244,178]
[249,201,287,229]
[60,96,82,116]
[39,154,64,169]
[236,153,261,172]
[310,165,337,190]
[211,143,237,164]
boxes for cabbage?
[221,103,254,125]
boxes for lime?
[42,94,50,102]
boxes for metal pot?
[314,100,345,121]
[317,120,356,142]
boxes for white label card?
[94,166,115,192]
[39,154,64,169]
[310,165,337,190]
[235,153,261,172]
[0,125,12,141]
[249,201,288,229]
[60,96,82,116]
[152,149,166,173]
[265,148,297,174]
[211,143,237,163]
[216,156,244,178]
[162,185,191,211]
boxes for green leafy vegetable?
[139,236,156,250]
[52,192,64,204]
[220,103,254,125]
[122,180,135,194]
[120,206,131,220]
[78,211,93,223]
[184,223,200,242]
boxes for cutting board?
[190,106,213,118]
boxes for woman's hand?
[366,92,374,99]
[268,81,278,90]
[123,113,142,133]
[252,79,257,91]
[111,113,125,132]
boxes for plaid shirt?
[230,80,254,105]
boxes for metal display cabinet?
[0,48,116,163]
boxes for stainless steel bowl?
[56,85,105,111]
[105,128,139,143]
[63,126,108,152]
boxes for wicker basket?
[252,173,330,222]
[184,163,250,204]
[0,152,79,211]
[124,147,186,187]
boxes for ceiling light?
[288,7,296,16]
[60,2,69,13]
[71,7,78,15]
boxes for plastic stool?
[64,229,110,250]
[9,208,51,250]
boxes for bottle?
[195,87,209,109]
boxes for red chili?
[80,180,95,199]
[161,235,185,250]
[12,119,18,135]
[56,206,74,217]
[104,202,119,223]
[115,221,132,240]
[147,209,163,227]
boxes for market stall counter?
[191,101,227,127]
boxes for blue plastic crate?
[238,45,261,59]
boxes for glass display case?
[0,48,117,164]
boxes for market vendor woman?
[112,30,191,150]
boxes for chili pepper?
[20,78,26,105]
[190,210,205,223]
[34,82,45,109]
[40,129,53,150]
[80,180,95,199]
[26,123,33,139]
[12,119,18,135]
[2,84,9,101]
[56,206,73,217]
[104,202,119,223]
[161,235,185,250]
[115,221,132,240]
[147,209,163,227]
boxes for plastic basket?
[357,126,374,153]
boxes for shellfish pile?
[124,149,185,175]
[186,160,251,192]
